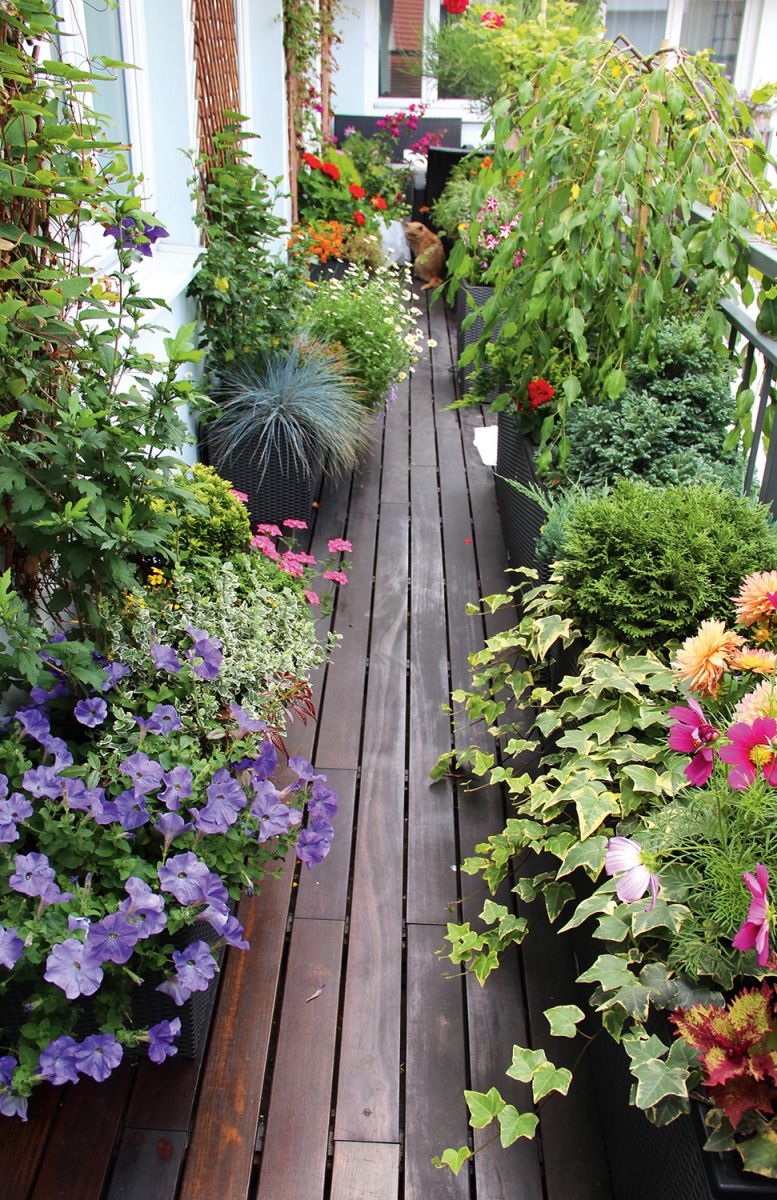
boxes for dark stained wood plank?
[256,918,343,1200]
[294,768,357,921]
[407,464,457,925]
[104,1129,186,1200]
[404,924,471,1200]
[30,1066,135,1200]
[410,319,438,467]
[334,502,408,1144]
[313,431,382,771]
[380,377,410,505]
[330,1141,400,1200]
[1,1084,62,1200]
[178,857,294,1200]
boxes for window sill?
[85,242,200,307]
[370,97,486,121]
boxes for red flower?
[353,211,366,226]
[370,195,387,210]
[480,9,505,26]
[527,378,555,408]
[349,183,366,200]
[443,0,469,11]
[302,152,323,170]
[321,161,340,181]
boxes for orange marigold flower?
[480,155,493,169]
[729,646,777,675]
[733,571,777,627]
[673,619,744,697]
[735,678,777,724]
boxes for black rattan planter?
[456,281,496,394]
[308,259,350,283]
[205,420,322,530]
[494,412,548,577]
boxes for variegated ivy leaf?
[465,1086,505,1128]
[498,1106,539,1147]
[432,1146,472,1175]
[557,835,607,879]
[631,1057,689,1110]
[544,1004,585,1038]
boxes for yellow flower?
[306,280,317,288]
[214,276,230,294]
[570,183,580,201]
[673,619,743,697]
[709,187,721,208]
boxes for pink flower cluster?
[249,520,353,607]
[410,129,446,157]
[377,102,426,139]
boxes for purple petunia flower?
[60,777,88,810]
[209,911,249,950]
[9,851,56,897]
[15,706,51,743]
[30,681,70,705]
[308,780,339,822]
[0,926,23,969]
[150,642,182,673]
[38,1035,79,1085]
[114,787,151,831]
[40,736,73,771]
[159,766,193,811]
[0,1056,27,1120]
[119,752,163,795]
[229,704,267,738]
[120,878,166,939]
[6,793,32,823]
[102,661,131,692]
[0,819,18,845]
[154,811,191,850]
[309,816,335,841]
[68,914,91,934]
[156,977,192,1006]
[184,628,223,680]
[190,768,247,835]
[22,765,62,799]
[147,1018,181,1064]
[158,852,211,905]
[87,911,140,965]
[44,939,103,999]
[240,740,278,783]
[74,1033,123,1082]
[288,756,325,784]
[195,870,229,913]
[295,827,332,868]
[74,697,108,728]
[172,940,216,992]
[252,791,296,843]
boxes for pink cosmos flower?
[667,697,719,786]
[327,538,353,554]
[256,523,282,537]
[229,489,249,504]
[605,836,660,910]
[283,518,308,530]
[323,571,348,586]
[304,589,321,607]
[717,717,777,790]
[732,864,771,967]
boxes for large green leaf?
[545,1005,585,1038]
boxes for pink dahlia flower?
[667,697,719,785]
[732,864,771,967]
[717,717,777,790]
[605,837,660,910]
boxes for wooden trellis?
[192,0,241,161]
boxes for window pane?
[680,0,744,78]
[379,0,424,98]
[82,0,131,153]
[605,0,668,56]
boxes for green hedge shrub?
[153,464,252,564]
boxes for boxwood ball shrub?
[556,481,777,644]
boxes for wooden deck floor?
[1,296,613,1200]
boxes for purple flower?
[196,870,229,913]
[87,911,140,965]
[136,704,182,737]
[252,790,296,842]
[74,1033,123,1082]
[6,793,32,822]
[0,926,23,969]
[158,852,211,905]
[21,765,62,799]
[0,819,18,845]
[68,914,91,934]
[310,816,335,841]
[9,851,56,897]
[38,1035,79,1085]
[295,827,333,868]
[74,697,108,727]
[61,778,98,813]
[0,776,6,803]
[308,780,339,822]
[120,752,163,794]
[172,940,216,992]
[114,787,150,831]
[214,913,249,950]
[150,642,181,673]
[147,1018,181,1064]
[40,736,73,770]
[156,977,192,1006]
[120,878,166,939]
[155,811,191,850]
[159,766,193,811]
[30,681,69,705]
[15,706,51,743]
[44,939,103,999]
[102,661,131,692]
[0,1057,26,1121]
[242,740,277,782]
[190,768,246,835]
[184,629,223,680]
[288,756,325,783]
[229,704,266,738]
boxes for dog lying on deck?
[404,221,445,290]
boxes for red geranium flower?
[349,183,366,200]
[321,161,340,181]
[353,211,366,226]
[302,152,323,170]
[480,9,505,26]
[527,378,555,408]
[443,0,469,11]
[370,195,387,210]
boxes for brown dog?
[404,221,445,290]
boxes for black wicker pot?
[205,420,323,530]
[308,258,350,283]
[494,412,548,577]
[456,281,498,394]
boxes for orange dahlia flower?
[729,646,777,675]
[673,620,743,697]
[733,571,777,627]
[735,678,777,724]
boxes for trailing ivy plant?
[0,0,206,636]
[451,41,777,472]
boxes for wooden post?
[284,6,300,224]
[320,0,333,143]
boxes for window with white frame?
[605,0,746,77]
[378,0,464,101]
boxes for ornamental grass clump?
[556,481,777,645]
